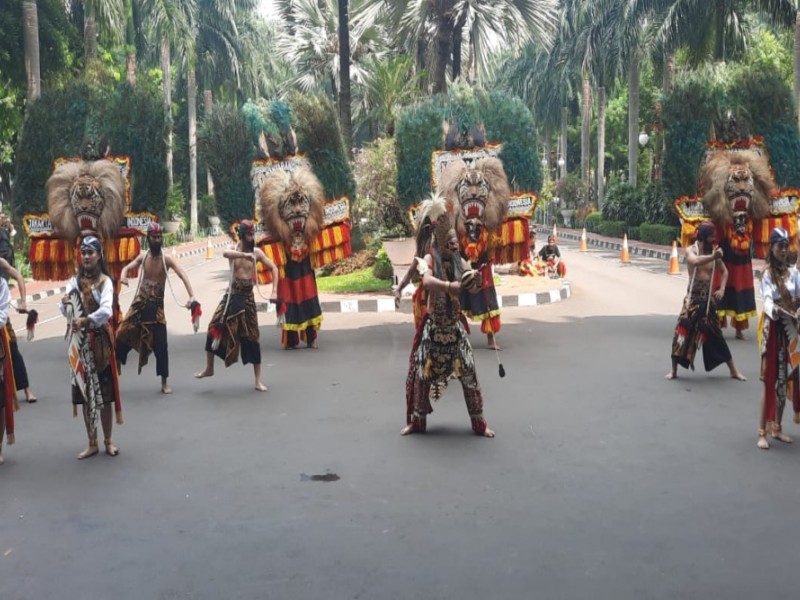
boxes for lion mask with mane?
[46,159,126,241]
[259,166,325,250]
[440,157,510,243]
[699,150,773,234]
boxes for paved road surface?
[1,241,796,600]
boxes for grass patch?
[316,267,392,294]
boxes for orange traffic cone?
[668,241,680,275]
[552,223,558,241]
[620,234,630,263]
[580,227,588,252]
[206,236,215,259]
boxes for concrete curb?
[254,280,572,314]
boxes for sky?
[257,0,278,20]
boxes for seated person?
[518,229,538,277]
[538,235,566,278]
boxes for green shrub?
[15,78,168,215]
[598,220,627,238]
[627,226,640,240]
[373,247,394,280]
[639,223,681,246]
[641,184,680,226]
[602,184,645,226]
[583,211,602,233]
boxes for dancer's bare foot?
[730,369,746,381]
[772,431,793,444]
[487,343,502,350]
[25,389,37,403]
[0,451,4,465]
[735,331,747,340]
[77,445,99,460]
[194,369,213,379]
[757,435,770,449]
[664,371,677,380]
[308,341,319,349]
[481,426,496,438]
[400,424,417,435]
[104,440,119,456]
[255,382,268,392]
[161,385,173,394]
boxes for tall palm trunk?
[84,2,98,62]
[795,13,800,129]
[581,75,591,198]
[628,51,640,188]
[161,38,173,192]
[338,0,352,148]
[22,1,40,101]
[663,53,675,95]
[433,22,453,93]
[204,89,214,197]
[560,106,568,181]
[188,64,198,236]
[125,0,136,84]
[597,86,606,209]
[452,10,467,80]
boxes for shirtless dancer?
[195,220,278,391]
[0,257,38,402]
[666,222,746,381]
[116,222,196,394]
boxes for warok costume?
[440,157,511,339]
[116,222,198,383]
[204,221,262,367]
[403,194,491,436]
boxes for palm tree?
[369,0,559,94]
[339,0,353,148]
[141,0,195,192]
[276,0,389,102]
[566,0,623,207]
[354,55,421,137]
[628,0,796,184]
[22,1,41,100]
[72,0,125,63]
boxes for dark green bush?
[598,220,627,238]
[639,223,681,246]
[15,78,168,215]
[602,184,645,226]
[291,92,356,201]
[627,225,640,240]
[583,211,602,233]
[641,184,680,226]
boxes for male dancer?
[116,222,197,394]
[401,195,494,437]
[195,220,278,391]
[60,236,123,459]
[0,256,38,402]
[666,222,746,381]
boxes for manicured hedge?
[639,223,681,246]
[598,220,627,238]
